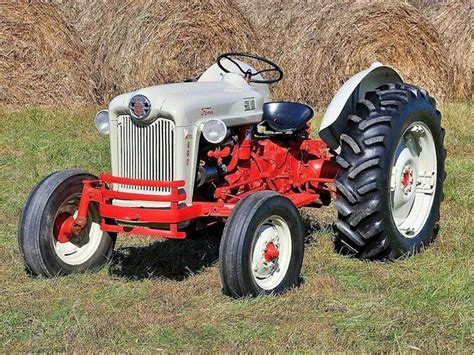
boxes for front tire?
[334,83,446,260]
[18,170,116,277]
[219,191,305,298]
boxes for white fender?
[198,58,271,103]
[319,62,402,150]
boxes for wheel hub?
[52,195,104,265]
[401,165,414,194]
[264,242,280,262]
[54,212,74,243]
[252,225,280,279]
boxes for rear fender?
[319,62,402,150]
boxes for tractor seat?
[262,102,314,132]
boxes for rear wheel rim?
[390,121,437,238]
[52,194,104,265]
[251,215,292,290]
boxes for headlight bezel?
[95,110,110,135]
[202,118,227,144]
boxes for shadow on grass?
[108,217,339,282]
[300,214,336,245]
[301,216,356,257]
[109,224,223,281]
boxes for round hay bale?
[60,0,257,103]
[411,0,472,99]
[0,2,94,105]
[236,1,452,108]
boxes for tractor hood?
[106,73,265,207]
[107,73,264,128]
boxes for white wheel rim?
[250,215,292,290]
[53,195,104,265]
[390,122,437,238]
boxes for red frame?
[58,133,338,241]
[60,173,330,240]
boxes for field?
[0,102,472,352]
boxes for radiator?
[115,115,176,193]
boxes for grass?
[0,102,472,352]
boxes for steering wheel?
[216,52,283,84]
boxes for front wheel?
[219,191,305,298]
[18,170,116,277]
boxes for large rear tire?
[18,170,116,277]
[219,191,305,297]
[334,83,446,260]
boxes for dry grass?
[235,0,455,108]
[2,1,470,107]
[0,1,94,105]
[56,0,257,103]
[412,0,473,100]
[0,102,472,352]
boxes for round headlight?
[202,119,227,144]
[95,110,109,135]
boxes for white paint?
[390,122,437,238]
[251,215,292,290]
[106,63,266,207]
[54,212,103,265]
[319,62,403,150]
[198,58,271,103]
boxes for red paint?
[264,242,279,262]
[101,223,187,239]
[56,126,339,240]
[208,145,231,160]
[238,133,252,160]
[54,212,73,243]
[215,130,336,205]
[402,170,410,188]
[100,173,185,188]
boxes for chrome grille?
[116,116,175,192]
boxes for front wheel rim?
[390,121,437,239]
[250,215,292,290]
[52,194,104,265]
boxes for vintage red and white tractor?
[19,53,445,297]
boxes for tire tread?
[334,83,445,259]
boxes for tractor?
[18,53,445,297]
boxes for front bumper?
[71,173,233,239]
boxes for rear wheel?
[18,170,116,276]
[219,191,304,297]
[334,83,446,259]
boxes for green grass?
[0,103,472,352]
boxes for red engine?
[195,125,339,207]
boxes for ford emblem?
[129,94,151,121]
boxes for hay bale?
[58,0,257,103]
[0,2,94,105]
[235,0,453,108]
[411,0,472,99]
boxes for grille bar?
[116,116,175,192]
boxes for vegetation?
[2,1,471,106]
[0,102,472,352]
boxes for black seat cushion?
[262,102,314,132]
